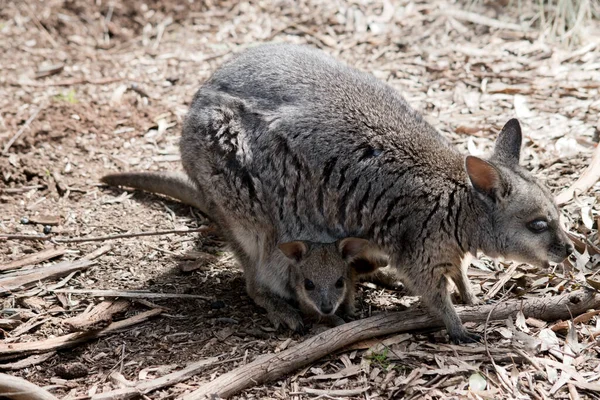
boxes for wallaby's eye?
[527,219,549,233]
[335,277,344,288]
[304,279,315,291]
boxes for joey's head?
[279,238,388,317]
[465,119,573,267]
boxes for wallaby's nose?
[566,243,575,256]
[320,304,333,315]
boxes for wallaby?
[101,172,387,330]
[177,43,573,343]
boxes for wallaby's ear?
[465,155,506,200]
[338,238,371,261]
[279,241,309,263]
[493,118,522,164]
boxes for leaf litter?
[0,0,599,399]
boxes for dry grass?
[468,0,599,46]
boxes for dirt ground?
[1,0,600,399]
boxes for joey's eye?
[304,279,315,291]
[335,277,344,288]
[527,219,549,233]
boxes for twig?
[7,77,123,87]
[0,373,58,400]
[0,247,66,272]
[555,144,600,205]
[484,284,516,394]
[90,356,221,400]
[0,308,163,356]
[0,259,94,295]
[63,300,130,332]
[301,387,369,396]
[0,352,56,371]
[182,289,600,399]
[51,289,211,301]
[19,1,59,48]
[2,105,43,155]
[443,9,529,32]
[0,227,210,243]
[0,185,46,194]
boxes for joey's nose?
[566,243,575,256]
[320,304,333,315]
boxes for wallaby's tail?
[100,171,208,214]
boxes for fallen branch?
[0,227,211,244]
[51,289,211,301]
[0,373,58,400]
[63,300,130,332]
[89,356,221,400]
[0,247,66,272]
[0,259,94,295]
[182,289,600,399]
[0,308,162,356]
[555,144,600,205]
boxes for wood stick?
[0,259,94,295]
[0,373,58,400]
[90,356,221,400]
[182,289,600,399]
[0,308,162,356]
[0,352,56,370]
[0,247,66,272]
[2,105,43,155]
[63,300,130,332]
[555,144,600,205]
[0,227,210,243]
[0,185,46,194]
[51,289,211,301]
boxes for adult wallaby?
[177,43,573,343]
[101,171,388,330]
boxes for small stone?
[43,225,52,234]
[20,217,29,224]
[211,300,226,309]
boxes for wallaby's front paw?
[448,328,481,344]
[463,296,481,306]
[268,309,304,333]
[326,315,346,327]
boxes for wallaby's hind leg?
[402,263,480,344]
[447,265,479,306]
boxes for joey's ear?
[493,118,522,164]
[351,253,389,275]
[465,156,506,200]
[337,238,371,261]
[339,238,389,275]
[279,241,309,263]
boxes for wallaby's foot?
[463,295,481,306]
[267,307,304,332]
[325,314,347,327]
[253,290,304,332]
[448,327,481,344]
[336,302,356,321]
[367,267,403,290]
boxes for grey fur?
[179,43,573,343]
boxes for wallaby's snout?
[548,232,574,263]
[320,302,334,315]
